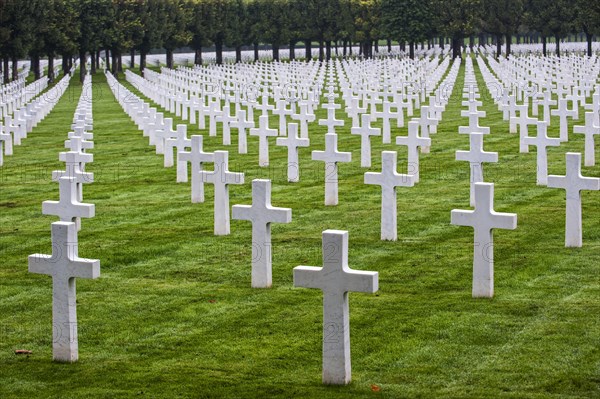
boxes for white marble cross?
[364,151,415,240]
[200,150,245,235]
[351,113,380,168]
[256,93,274,116]
[547,152,600,247]
[459,109,490,136]
[551,98,576,142]
[451,183,517,298]
[28,221,100,362]
[0,125,12,166]
[312,133,352,206]
[319,103,344,135]
[374,101,394,144]
[65,136,93,153]
[417,105,437,153]
[43,177,95,230]
[273,100,293,136]
[511,105,538,153]
[523,121,561,185]
[53,151,94,210]
[456,133,498,206]
[276,123,310,182]
[207,102,222,137]
[155,117,176,154]
[165,124,191,183]
[216,104,236,145]
[291,101,316,139]
[573,111,599,166]
[250,115,278,167]
[539,91,556,125]
[179,135,214,203]
[232,179,292,288]
[230,109,254,154]
[293,230,378,385]
[395,121,430,183]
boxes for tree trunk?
[62,54,69,75]
[273,43,280,61]
[235,46,242,63]
[140,49,146,72]
[505,34,512,58]
[305,41,312,61]
[439,36,444,48]
[326,41,331,60]
[194,48,203,65]
[496,35,502,58]
[91,52,96,74]
[318,40,324,61]
[253,42,259,62]
[105,49,111,72]
[409,42,415,59]
[542,36,547,56]
[111,51,118,75]
[555,35,560,57]
[289,40,296,60]
[343,40,347,56]
[118,51,123,72]
[452,36,462,59]
[586,32,592,57]
[130,48,135,68]
[469,35,474,49]
[96,51,100,69]
[3,56,9,82]
[79,50,87,83]
[387,39,392,52]
[374,40,379,53]
[48,55,55,83]
[32,54,40,79]
[11,55,18,81]
[335,41,338,55]
[166,48,173,68]
[216,41,223,65]
[401,42,406,52]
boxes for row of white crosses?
[360,59,462,241]
[29,73,100,363]
[0,72,74,167]
[480,53,598,155]
[454,55,600,299]
[453,58,517,298]
[0,75,47,120]
[115,70,381,385]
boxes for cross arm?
[343,269,378,294]
[490,212,518,230]
[28,254,54,275]
[293,266,324,290]
[450,209,475,228]
[267,206,292,224]
[69,257,101,279]
[232,205,254,222]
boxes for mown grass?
[0,58,599,398]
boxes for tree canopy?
[0,0,597,82]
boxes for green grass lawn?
[0,59,599,398]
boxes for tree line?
[0,0,598,83]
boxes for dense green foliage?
[0,0,599,82]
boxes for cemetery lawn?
[1,62,599,399]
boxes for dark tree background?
[0,0,597,83]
